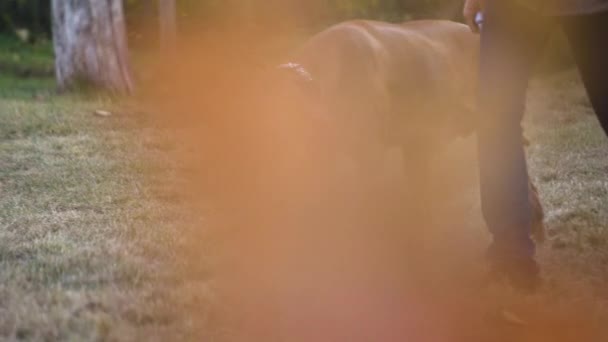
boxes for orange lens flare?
[138,9,608,341]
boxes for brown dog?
[280,20,545,241]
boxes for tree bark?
[158,0,177,50]
[52,0,134,94]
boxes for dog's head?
[269,62,330,126]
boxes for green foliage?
[0,34,54,78]
[1,0,461,47]
[0,0,51,41]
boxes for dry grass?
[527,70,608,297]
[0,79,210,340]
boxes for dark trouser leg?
[478,1,550,261]
[561,11,608,136]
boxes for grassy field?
[527,70,608,295]
[0,33,607,340]
[0,36,54,78]
[0,65,206,340]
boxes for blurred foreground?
[144,28,608,341]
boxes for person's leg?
[561,11,608,136]
[477,0,551,288]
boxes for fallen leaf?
[94,110,112,117]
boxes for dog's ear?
[277,63,320,97]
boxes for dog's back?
[292,20,480,148]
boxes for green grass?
[0,35,54,77]
[0,72,207,339]
[0,34,220,341]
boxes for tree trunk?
[158,0,177,50]
[52,0,134,94]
